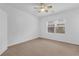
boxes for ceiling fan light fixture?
[40,8,45,12]
[34,3,53,13]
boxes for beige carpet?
[2,38,79,56]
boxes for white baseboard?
[0,48,8,55]
[40,36,79,45]
[8,36,79,47]
[8,35,39,47]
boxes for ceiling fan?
[34,3,53,13]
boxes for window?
[48,24,55,33]
[48,20,65,34]
[56,24,65,33]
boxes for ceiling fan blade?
[40,3,46,6]
[48,5,52,8]
[34,3,53,13]
[34,7,42,9]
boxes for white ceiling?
[1,3,79,17]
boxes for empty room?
[0,3,79,56]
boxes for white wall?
[1,4,79,47]
[0,9,7,55]
[0,7,39,46]
[40,7,79,45]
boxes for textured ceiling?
[0,3,79,17]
